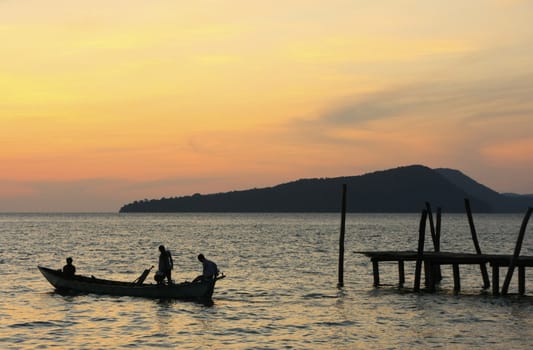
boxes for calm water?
[1,213,532,349]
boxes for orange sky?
[1,0,533,212]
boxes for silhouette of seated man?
[193,254,219,282]
[62,257,76,277]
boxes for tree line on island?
[119,165,533,213]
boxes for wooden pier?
[359,250,533,295]
[356,202,533,296]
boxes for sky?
[1,0,533,212]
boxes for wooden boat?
[38,266,223,303]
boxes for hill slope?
[435,168,532,212]
[120,165,532,213]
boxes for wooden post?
[426,261,436,292]
[425,203,442,282]
[518,266,525,295]
[453,263,461,294]
[435,207,442,282]
[492,264,500,296]
[398,260,405,287]
[337,184,347,288]
[435,207,442,252]
[425,202,438,251]
[424,261,431,288]
[372,259,380,287]
[502,207,532,295]
[414,209,427,292]
[464,198,490,289]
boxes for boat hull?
[38,266,219,302]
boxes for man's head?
[159,245,165,253]
[66,257,73,264]
[197,254,205,262]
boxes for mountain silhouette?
[119,165,533,213]
[434,168,532,212]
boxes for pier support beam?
[414,209,427,292]
[502,207,532,295]
[398,260,405,287]
[464,199,490,289]
[519,266,525,295]
[372,259,380,287]
[492,265,500,296]
[425,203,442,284]
[453,264,461,294]
[426,262,437,292]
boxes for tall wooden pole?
[435,207,442,252]
[436,207,442,282]
[464,198,490,289]
[414,209,427,292]
[425,202,437,251]
[425,202,442,282]
[501,207,532,295]
[338,184,347,288]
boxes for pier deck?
[357,250,533,295]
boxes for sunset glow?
[2,0,533,211]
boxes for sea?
[1,212,532,349]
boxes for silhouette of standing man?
[158,245,174,284]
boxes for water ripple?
[8,320,75,329]
[1,213,533,349]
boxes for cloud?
[296,72,533,133]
